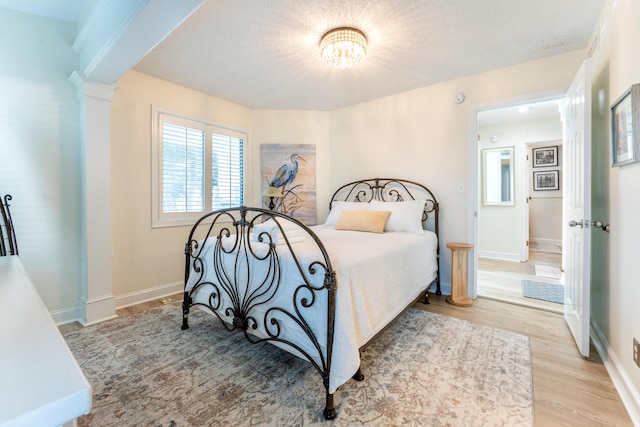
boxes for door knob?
[591,220,611,233]
[569,219,584,228]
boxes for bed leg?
[323,393,337,420]
[181,293,190,330]
[352,367,364,381]
[422,291,430,304]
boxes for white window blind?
[152,108,247,228]
[212,133,244,209]
[162,123,205,213]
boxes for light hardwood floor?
[61,291,633,426]
[415,294,633,426]
[478,248,564,314]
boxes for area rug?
[522,280,564,304]
[534,264,562,280]
[63,302,534,426]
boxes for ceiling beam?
[73,0,204,84]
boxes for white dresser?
[0,256,91,427]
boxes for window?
[152,107,247,228]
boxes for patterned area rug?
[63,302,534,426]
[522,280,564,304]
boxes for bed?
[181,178,440,419]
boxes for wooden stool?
[446,242,473,306]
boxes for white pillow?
[324,201,369,226]
[369,199,425,234]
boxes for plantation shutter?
[211,132,244,209]
[161,122,205,213]
[153,108,247,227]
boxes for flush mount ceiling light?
[320,27,367,69]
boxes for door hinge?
[526,240,529,246]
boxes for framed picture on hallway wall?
[611,83,640,167]
[532,146,558,167]
[533,170,559,191]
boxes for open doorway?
[475,98,564,313]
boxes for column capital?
[69,70,119,102]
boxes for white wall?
[328,50,585,288]
[590,0,640,418]
[0,9,83,315]
[477,118,563,261]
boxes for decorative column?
[70,71,118,325]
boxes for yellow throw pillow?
[335,210,391,233]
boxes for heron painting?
[260,144,316,224]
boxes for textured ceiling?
[0,0,87,23]
[134,0,603,111]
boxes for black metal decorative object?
[328,178,441,296]
[182,206,339,418]
[0,194,19,256]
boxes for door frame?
[467,88,567,299]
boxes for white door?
[562,59,592,357]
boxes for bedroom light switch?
[457,183,465,194]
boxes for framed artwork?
[260,144,316,224]
[533,170,559,191]
[611,83,640,167]
[532,146,558,168]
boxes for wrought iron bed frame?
[1,194,19,256]
[181,178,439,419]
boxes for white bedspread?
[186,225,438,393]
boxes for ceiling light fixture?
[320,27,367,69]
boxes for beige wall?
[251,109,331,222]
[329,50,584,286]
[110,71,252,298]
[112,51,585,297]
[111,73,332,300]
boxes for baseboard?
[51,306,84,325]
[478,250,521,262]
[591,322,640,425]
[530,237,562,246]
[114,281,184,309]
[80,294,118,326]
[53,281,184,326]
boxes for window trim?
[151,106,251,228]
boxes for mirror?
[482,147,514,206]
